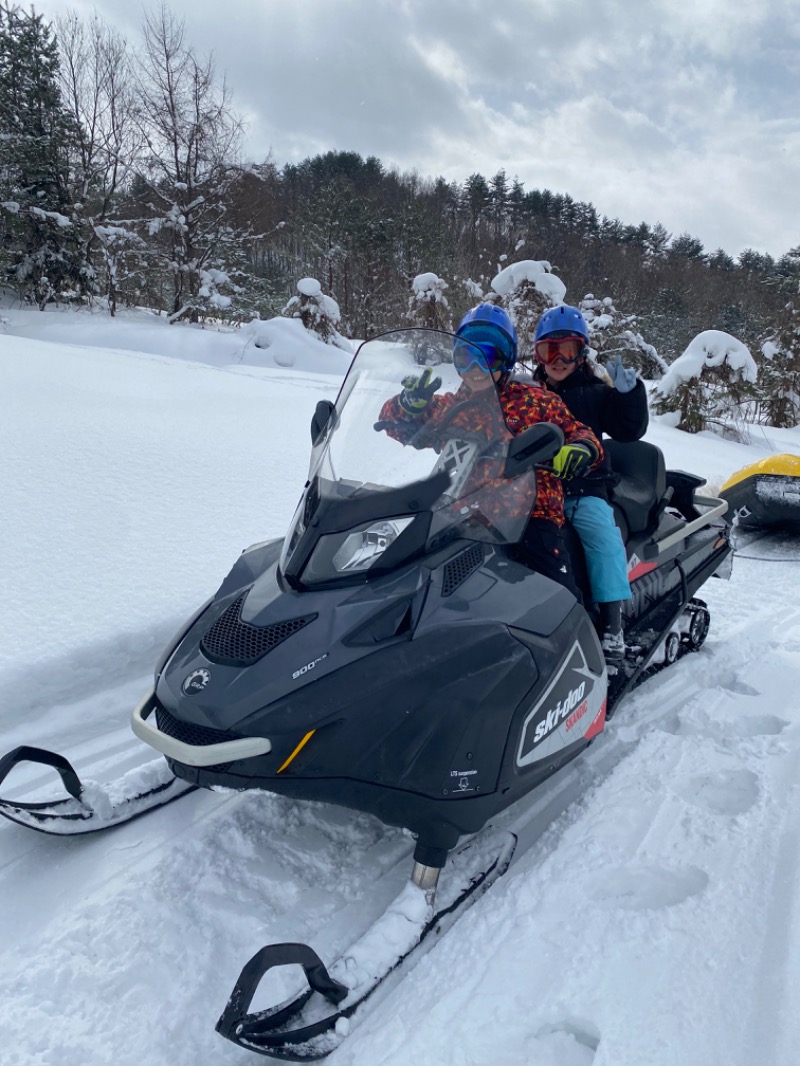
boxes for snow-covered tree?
[133,6,247,322]
[461,278,484,303]
[407,272,452,329]
[93,224,146,315]
[405,271,453,364]
[282,277,350,349]
[579,294,668,378]
[652,329,758,434]
[0,3,90,306]
[56,12,141,314]
[758,297,800,428]
[490,259,566,362]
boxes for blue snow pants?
[563,495,631,604]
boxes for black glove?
[398,368,442,415]
[552,441,597,479]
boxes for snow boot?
[599,601,626,662]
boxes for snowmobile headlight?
[301,517,415,584]
[332,518,415,572]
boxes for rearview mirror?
[504,423,564,477]
[310,399,335,445]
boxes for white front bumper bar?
[131,691,272,767]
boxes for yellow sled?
[720,454,800,531]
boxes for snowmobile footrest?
[216,827,517,1060]
[0,750,84,801]
[0,745,86,806]
[216,943,348,1059]
[0,744,196,835]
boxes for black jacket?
[535,362,649,500]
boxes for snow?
[762,339,782,359]
[412,272,448,299]
[655,329,758,397]
[491,259,568,305]
[29,205,72,228]
[298,277,323,297]
[322,293,343,321]
[1,305,800,1066]
[282,278,350,349]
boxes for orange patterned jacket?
[379,380,602,527]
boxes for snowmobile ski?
[0,745,195,835]
[216,828,517,1060]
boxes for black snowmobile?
[0,329,732,1060]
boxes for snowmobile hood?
[155,554,432,734]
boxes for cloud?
[35,0,800,257]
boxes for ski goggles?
[453,342,507,374]
[534,336,585,365]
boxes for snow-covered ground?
[1,306,799,1066]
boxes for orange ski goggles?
[534,336,585,365]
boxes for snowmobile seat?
[606,440,675,539]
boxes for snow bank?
[0,303,353,374]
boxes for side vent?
[344,598,415,647]
[201,594,316,666]
[441,543,485,597]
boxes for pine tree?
[579,293,668,377]
[490,260,565,363]
[652,330,758,434]
[758,294,800,428]
[406,272,452,364]
[0,3,89,306]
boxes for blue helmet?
[455,304,518,371]
[534,304,590,345]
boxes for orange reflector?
[277,730,316,774]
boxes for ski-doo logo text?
[533,682,586,745]
[182,668,211,695]
[292,653,328,680]
[565,700,589,732]
[517,643,602,768]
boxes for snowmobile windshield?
[280,329,541,586]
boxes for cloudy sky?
[38,0,799,259]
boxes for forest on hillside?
[1,1,799,393]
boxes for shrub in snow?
[580,294,667,379]
[490,260,566,359]
[282,277,350,350]
[652,329,758,434]
[165,263,243,326]
[406,272,453,364]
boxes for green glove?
[399,368,442,415]
[552,441,597,479]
